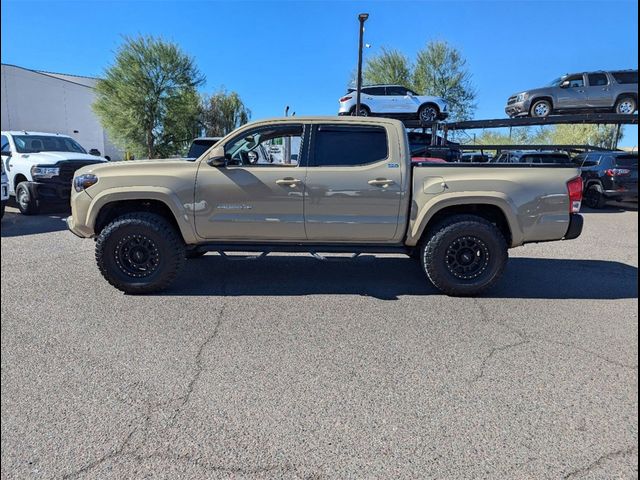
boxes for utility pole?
[355,13,369,116]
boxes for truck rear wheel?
[16,182,40,215]
[421,215,508,296]
[95,212,185,294]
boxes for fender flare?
[407,193,524,247]
[85,186,199,244]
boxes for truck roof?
[249,116,405,126]
[1,130,73,138]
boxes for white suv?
[338,85,448,123]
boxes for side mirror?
[559,80,570,88]
[206,145,226,167]
[406,91,413,97]
[0,151,11,157]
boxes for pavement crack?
[61,424,139,479]
[168,302,226,423]
[472,299,529,382]
[563,446,637,478]
[540,338,638,371]
[474,339,529,381]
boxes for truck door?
[193,124,308,241]
[585,72,614,108]
[556,74,588,109]
[303,124,403,242]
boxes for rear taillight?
[567,176,583,213]
[339,96,353,103]
[605,168,631,176]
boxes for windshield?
[12,135,87,154]
[548,77,564,87]
[186,139,219,159]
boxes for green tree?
[413,41,477,121]
[362,48,412,86]
[358,41,477,121]
[475,125,623,149]
[93,35,204,159]
[200,89,251,137]
[547,124,623,148]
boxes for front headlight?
[74,174,98,192]
[516,93,528,102]
[31,166,60,179]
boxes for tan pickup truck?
[67,117,584,296]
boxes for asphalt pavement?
[1,204,638,479]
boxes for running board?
[194,243,409,255]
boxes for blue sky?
[1,0,638,145]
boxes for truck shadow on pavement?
[0,206,70,237]
[166,255,638,300]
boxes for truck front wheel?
[95,212,186,294]
[421,215,508,296]
[15,182,40,215]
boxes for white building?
[1,63,123,160]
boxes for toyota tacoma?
[67,117,584,296]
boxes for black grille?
[507,96,518,105]
[57,160,104,183]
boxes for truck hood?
[75,158,193,177]
[512,87,551,97]
[18,151,108,164]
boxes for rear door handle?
[368,178,394,187]
[276,177,302,187]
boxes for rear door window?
[587,73,608,86]
[310,125,388,167]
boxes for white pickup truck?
[1,131,107,214]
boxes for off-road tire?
[584,184,606,209]
[530,99,552,118]
[614,96,637,115]
[421,215,508,296]
[16,182,40,215]
[95,212,185,294]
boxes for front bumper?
[505,99,531,117]
[30,180,73,203]
[564,213,583,240]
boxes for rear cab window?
[310,125,388,167]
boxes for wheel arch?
[408,197,520,248]
[86,188,199,244]
[614,92,638,105]
[530,96,554,111]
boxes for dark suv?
[492,150,573,164]
[575,151,638,208]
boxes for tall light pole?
[355,13,369,116]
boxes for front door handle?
[368,178,394,187]
[276,177,302,187]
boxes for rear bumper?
[603,188,638,201]
[564,213,583,240]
